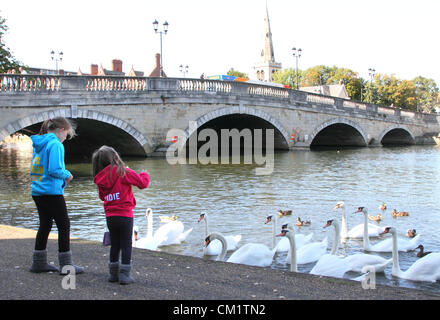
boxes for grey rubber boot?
[29,249,59,273]
[119,264,135,285]
[58,250,84,275]
[108,262,119,283]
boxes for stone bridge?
[0,74,439,157]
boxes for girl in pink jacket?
[92,145,150,284]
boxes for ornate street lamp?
[50,50,63,74]
[153,20,169,77]
[179,64,189,78]
[292,47,302,89]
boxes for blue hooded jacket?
[30,133,71,196]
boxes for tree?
[0,14,22,73]
[412,76,439,113]
[272,68,297,88]
[227,68,248,78]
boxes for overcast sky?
[2,0,439,84]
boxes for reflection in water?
[1,145,440,293]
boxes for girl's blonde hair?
[39,117,76,140]
[91,145,126,179]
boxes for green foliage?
[0,14,23,73]
[227,68,248,78]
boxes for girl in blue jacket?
[29,117,83,275]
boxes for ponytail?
[39,117,76,140]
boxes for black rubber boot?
[58,250,84,275]
[119,264,135,285]
[29,249,59,273]
[108,262,119,283]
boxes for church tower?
[251,2,282,82]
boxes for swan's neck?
[147,213,153,239]
[340,207,348,242]
[272,215,278,250]
[330,222,340,255]
[362,211,372,250]
[211,232,227,261]
[203,214,209,237]
[287,232,297,272]
[391,231,401,276]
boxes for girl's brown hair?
[91,145,126,179]
[39,117,76,140]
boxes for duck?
[278,210,292,217]
[146,208,193,247]
[334,202,387,240]
[265,215,313,252]
[357,207,421,252]
[392,209,409,217]
[368,214,382,223]
[159,214,178,223]
[198,213,241,255]
[310,219,392,278]
[379,202,387,212]
[204,232,276,267]
[416,245,432,258]
[406,229,417,238]
[383,227,440,282]
[296,217,311,226]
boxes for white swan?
[285,233,328,265]
[334,202,387,239]
[133,209,166,250]
[205,232,276,267]
[265,215,312,252]
[276,229,297,272]
[310,219,351,278]
[198,213,241,255]
[384,227,440,282]
[146,208,193,247]
[358,207,421,252]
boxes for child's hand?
[65,174,73,185]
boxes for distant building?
[300,82,350,99]
[78,59,144,77]
[149,53,167,77]
[250,4,282,82]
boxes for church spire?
[262,1,275,63]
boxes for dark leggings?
[32,195,70,252]
[106,216,133,264]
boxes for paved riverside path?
[1,224,439,301]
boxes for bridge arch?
[183,106,291,149]
[308,117,368,147]
[378,125,415,146]
[1,109,153,157]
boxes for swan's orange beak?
[204,239,210,247]
[198,215,204,223]
[323,221,332,228]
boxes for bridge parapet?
[0,74,437,125]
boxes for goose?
[146,208,193,247]
[205,232,276,267]
[358,207,421,252]
[310,219,392,277]
[198,213,241,255]
[334,202,387,239]
[416,245,432,258]
[133,209,167,250]
[296,217,311,226]
[382,227,440,282]
[265,215,313,252]
[391,209,409,217]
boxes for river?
[1,144,440,293]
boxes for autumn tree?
[227,68,248,78]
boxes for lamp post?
[50,50,63,74]
[153,20,169,77]
[368,68,375,103]
[292,47,302,90]
[179,64,189,78]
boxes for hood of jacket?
[31,133,58,153]
[94,164,120,191]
